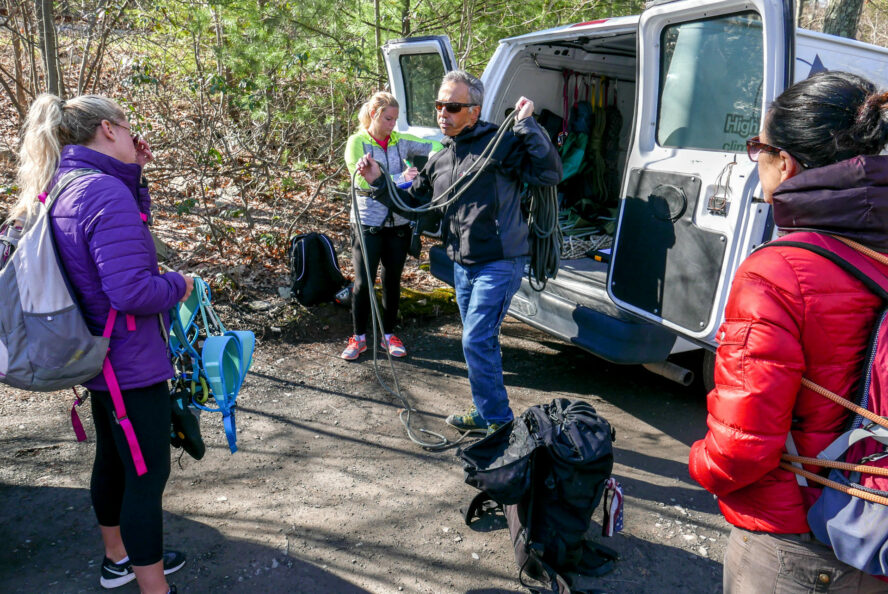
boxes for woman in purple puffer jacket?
[8,94,194,594]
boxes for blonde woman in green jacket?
[341,91,441,360]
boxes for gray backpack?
[0,168,108,391]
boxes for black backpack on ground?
[458,398,618,593]
[288,232,346,306]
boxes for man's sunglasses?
[746,135,811,168]
[435,101,477,114]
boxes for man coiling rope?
[351,70,563,450]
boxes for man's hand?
[515,97,535,121]
[356,154,382,184]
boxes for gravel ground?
[0,311,727,593]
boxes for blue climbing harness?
[168,277,254,453]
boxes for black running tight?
[90,381,171,566]
[351,224,412,335]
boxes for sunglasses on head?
[435,101,477,114]
[746,135,811,168]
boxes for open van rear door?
[382,36,456,139]
[608,0,793,347]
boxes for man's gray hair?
[442,70,484,106]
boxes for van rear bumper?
[429,246,676,364]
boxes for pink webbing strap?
[102,308,148,476]
[126,314,136,332]
[70,388,88,442]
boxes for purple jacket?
[50,145,186,391]
[773,154,888,251]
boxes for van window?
[399,53,445,128]
[657,11,763,152]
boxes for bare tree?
[35,0,63,96]
[823,0,864,39]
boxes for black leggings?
[351,224,412,335]
[90,381,171,566]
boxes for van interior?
[487,30,639,288]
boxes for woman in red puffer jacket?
[689,71,888,592]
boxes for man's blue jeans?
[453,256,526,425]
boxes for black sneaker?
[161,550,187,576]
[99,550,186,589]
[100,557,135,589]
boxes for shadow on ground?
[0,483,369,593]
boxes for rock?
[250,300,272,312]
[278,287,292,299]
[698,546,708,557]
[454,536,462,542]
[442,527,450,533]
[216,495,228,502]
[471,552,479,560]
[682,534,696,542]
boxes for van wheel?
[701,349,716,395]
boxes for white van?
[382,0,888,388]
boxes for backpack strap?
[761,232,888,300]
[762,233,888,499]
[102,308,148,476]
[44,168,102,211]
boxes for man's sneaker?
[486,422,504,436]
[446,406,488,432]
[100,557,135,589]
[381,335,407,357]
[341,335,367,360]
[100,550,186,589]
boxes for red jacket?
[689,155,888,533]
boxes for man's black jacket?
[372,117,562,266]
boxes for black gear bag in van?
[458,398,618,593]
[288,232,346,306]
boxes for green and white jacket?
[344,129,441,227]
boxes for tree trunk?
[7,1,27,110]
[35,0,61,96]
[374,0,382,85]
[400,0,410,37]
[823,0,864,40]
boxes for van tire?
[701,349,716,395]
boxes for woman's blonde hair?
[9,94,125,226]
[357,91,399,130]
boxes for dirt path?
[1,312,727,593]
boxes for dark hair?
[765,71,888,169]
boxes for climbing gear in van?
[0,168,107,391]
[288,232,347,306]
[458,398,619,592]
[762,233,888,576]
[168,277,254,453]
